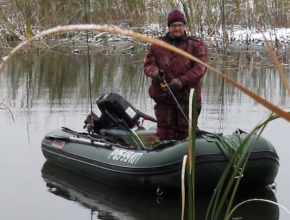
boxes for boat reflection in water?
[41,162,279,220]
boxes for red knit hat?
[167,9,186,27]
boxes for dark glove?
[150,69,165,81]
[159,70,165,79]
[150,69,159,80]
[168,78,183,90]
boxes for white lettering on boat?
[108,149,143,164]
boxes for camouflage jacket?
[144,33,207,104]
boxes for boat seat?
[99,128,157,148]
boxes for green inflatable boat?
[41,93,279,191]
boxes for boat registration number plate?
[52,139,65,148]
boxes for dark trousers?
[154,102,201,140]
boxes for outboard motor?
[97,93,140,128]
[84,93,156,134]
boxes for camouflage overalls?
[144,33,207,140]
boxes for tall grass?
[183,23,290,220]
[202,115,275,220]
[1,0,290,53]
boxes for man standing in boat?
[144,9,207,141]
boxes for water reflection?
[42,161,181,220]
[1,51,289,134]
[1,51,151,114]
[42,161,279,220]
[201,63,289,133]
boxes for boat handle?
[235,168,244,179]
[156,188,164,196]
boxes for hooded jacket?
[144,33,207,104]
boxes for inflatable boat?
[41,93,279,191]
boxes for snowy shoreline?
[4,25,290,58]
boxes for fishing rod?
[159,71,189,123]
[84,0,93,112]
[84,0,95,133]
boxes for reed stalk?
[0,101,14,121]
[226,198,290,219]
[205,115,275,220]
[0,81,24,121]
[184,89,198,220]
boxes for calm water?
[0,50,289,220]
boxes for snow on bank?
[228,27,290,43]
